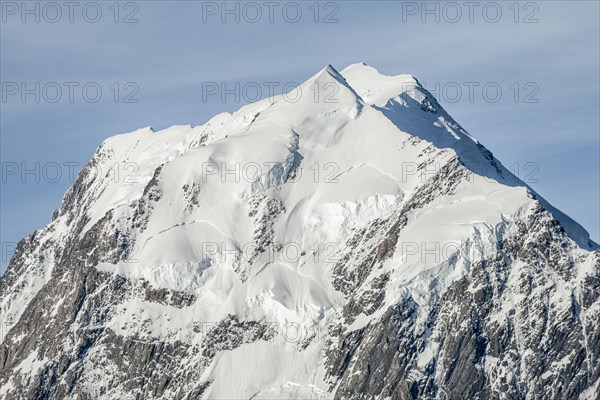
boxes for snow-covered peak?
[50,63,595,252]
[312,64,346,81]
[302,63,365,109]
[341,62,417,106]
[1,63,599,400]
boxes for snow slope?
[0,63,598,400]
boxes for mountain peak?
[1,63,598,400]
[301,63,365,113]
[343,61,377,72]
[310,63,348,85]
[341,63,417,106]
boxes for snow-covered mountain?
[1,63,598,400]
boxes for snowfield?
[1,63,598,400]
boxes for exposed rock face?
[1,63,598,400]
[327,204,600,400]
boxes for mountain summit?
[1,64,598,399]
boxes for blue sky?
[1,1,599,273]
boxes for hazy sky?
[1,0,599,273]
